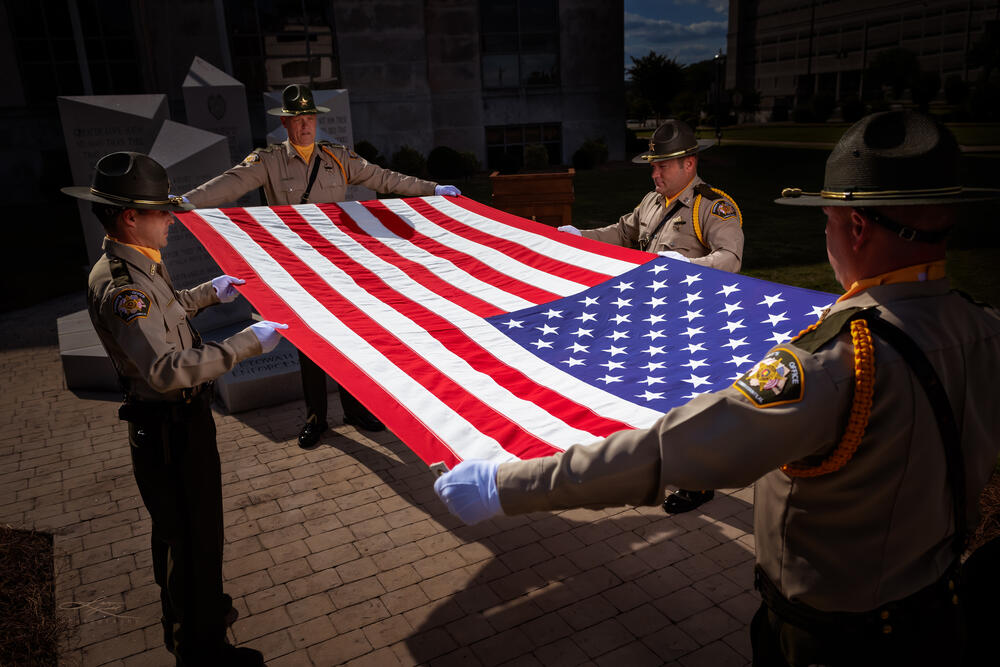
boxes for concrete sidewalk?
[0,295,757,667]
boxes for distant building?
[0,0,624,211]
[726,0,999,121]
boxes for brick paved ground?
[0,294,757,666]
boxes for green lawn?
[463,143,1000,304]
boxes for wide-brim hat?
[632,119,713,164]
[267,83,330,116]
[776,110,1000,207]
[61,152,193,212]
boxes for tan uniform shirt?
[496,279,1000,612]
[582,177,743,272]
[87,238,262,402]
[184,140,438,207]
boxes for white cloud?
[624,12,728,66]
[673,0,728,13]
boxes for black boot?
[297,414,329,449]
[663,489,715,514]
[338,386,385,432]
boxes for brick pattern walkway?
[0,300,758,667]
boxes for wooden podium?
[489,168,575,227]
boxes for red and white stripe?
[178,196,660,467]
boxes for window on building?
[480,0,559,89]
[485,123,561,172]
[224,0,340,94]
[5,0,140,104]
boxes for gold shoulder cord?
[782,319,875,478]
[691,187,743,248]
[320,145,348,183]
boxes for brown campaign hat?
[60,152,193,212]
[777,110,1000,207]
[267,84,330,116]
[632,119,713,164]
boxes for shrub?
[571,138,608,170]
[523,143,550,170]
[389,145,427,178]
[427,146,465,180]
[458,151,480,177]
[354,140,385,167]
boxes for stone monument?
[57,94,168,264]
[150,120,252,332]
[182,56,257,205]
[263,88,374,201]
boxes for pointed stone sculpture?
[182,56,257,205]
[57,94,168,264]
[150,120,253,332]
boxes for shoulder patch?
[113,289,151,324]
[711,199,737,219]
[733,348,804,408]
[241,152,261,165]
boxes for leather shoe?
[297,418,328,449]
[663,489,715,514]
[344,407,385,432]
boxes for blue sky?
[624,0,729,74]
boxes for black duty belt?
[118,381,214,423]
[754,564,960,636]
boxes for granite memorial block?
[182,56,257,205]
[150,120,253,332]
[57,309,117,393]
[208,320,307,413]
[264,88,374,201]
[58,94,168,264]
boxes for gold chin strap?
[90,187,182,206]
[780,186,962,200]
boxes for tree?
[627,51,684,118]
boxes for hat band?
[282,107,316,114]
[638,147,696,161]
[90,187,183,206]
[819,186,963,201]
[780,186,964,200]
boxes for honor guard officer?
[65,152,287,666]
[560,118,745,514]
[185,83,462,449]
[435,111,1000,666]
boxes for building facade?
[727,0,999,120]
[0,0,624,208]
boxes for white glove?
[248,320,289,354]
[435,185,461,197]
[212,275,245,303]
[433,460,502,525]
[657,250,690,262]
[557,225,581,236]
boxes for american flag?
[177,196,834,468]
